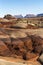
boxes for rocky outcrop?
[38,53,43,65]
[30,35,43,54]
[4,14,16,20]
[0,36,39,60]
[0,28,43,65]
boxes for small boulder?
[39,53,43,63]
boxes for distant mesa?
[14,15,23,18]
[24,14,36,18]
[37,13,43,17]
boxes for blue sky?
[0,0,43,17]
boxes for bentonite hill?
[0,16,43,65]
